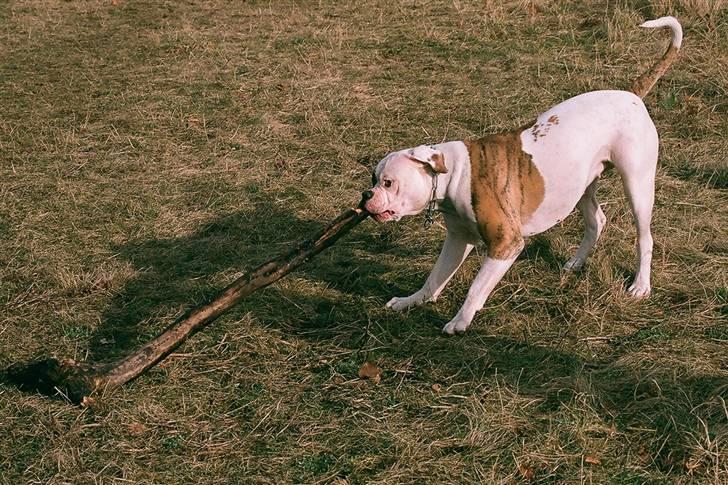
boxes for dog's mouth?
[372,210,396,222]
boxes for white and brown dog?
[362,17,682,335]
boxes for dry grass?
[1,0,726,483]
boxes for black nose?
[361,190,374,202]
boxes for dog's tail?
[630,16,682,98]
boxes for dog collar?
[424,172,438,228]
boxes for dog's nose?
[361,190,374,202]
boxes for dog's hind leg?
[563,179,607,271]
[614,140,658,298]
[622,168,656,297]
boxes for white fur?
[641,16,682,48]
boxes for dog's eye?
[383,180,393,188]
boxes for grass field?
[1,0,726,482]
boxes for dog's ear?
[406,145,448,174]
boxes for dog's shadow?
[90,191,423,361]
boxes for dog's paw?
[385,294,425,311]
[442,318,470,335]
[627,280,651,298]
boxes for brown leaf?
[518,463,535,480]
[637,446,651,464]
[80,396,96,408]
[584,455,601,465]
[127,422,147,436]
[431,383,442,393]
[358,362,381,383]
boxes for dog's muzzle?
[362,187,395,221]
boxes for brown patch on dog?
[631,44,679,98]
[467,127,545,259]
[531,115,558,142]
[530,123,542,142]
[430,152,448,173]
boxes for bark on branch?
[3,207,369,404]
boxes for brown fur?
[430,152,448,173]
[467,128,545,260]
[631,44,679,98]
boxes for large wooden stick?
[3,206,369,404]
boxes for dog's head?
[362,145,447,223]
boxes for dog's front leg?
[442,253,519,335]
[386,232,474,311]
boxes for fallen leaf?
[127,422,147,436]
[358,362,381,384]
[80,396,96,408]
[431,383,442,392]
[584,455,601,465]
[518,463,535,480]
[637,446,651,464]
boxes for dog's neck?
[430,141,463,204]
